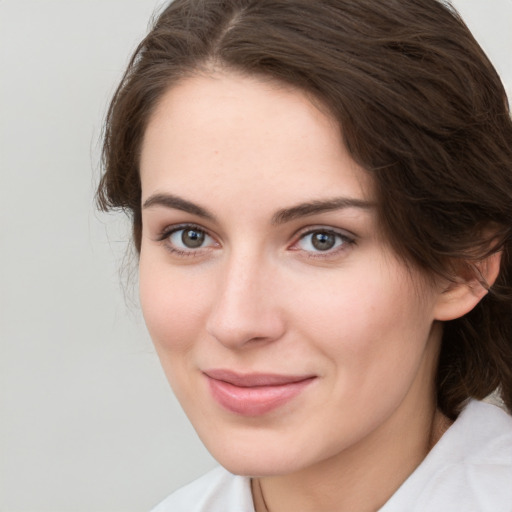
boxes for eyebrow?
[142,193,373,224]
[142,193,216,221]
[271,197,374,224]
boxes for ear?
[434,251,502,321]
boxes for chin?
[198,428,319,477]
[213,451,302,478]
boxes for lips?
[203,369,316,416]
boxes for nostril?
[206,303,286,349]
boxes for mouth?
[203,369,316,416]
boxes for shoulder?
[381,401,512,512]
[450,400,512,464]
[150,466,254,512]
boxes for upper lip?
[203,369,316,387]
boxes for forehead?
[140,72,373,210]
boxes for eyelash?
[156,224,356,259]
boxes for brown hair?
[98,0,512,419]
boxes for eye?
[160,225,218,255]
[295,228,354,255]
[171,227,208,249]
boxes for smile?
[203,369,316,416]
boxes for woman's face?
[139,72,446,476]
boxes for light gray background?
[1,1,511,511]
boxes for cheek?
[139,255,207,353]
[291,266,434,380]
[138,256,214,412]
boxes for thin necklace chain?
[255,478,271,512]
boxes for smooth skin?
[139,71,495,512]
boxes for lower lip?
[206,376,315,416]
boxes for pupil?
[312,232,335,251]
[182,229,205,248]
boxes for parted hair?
[98,0,512,419]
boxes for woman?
[98,0,512,510]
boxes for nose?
[205,252,286,349]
